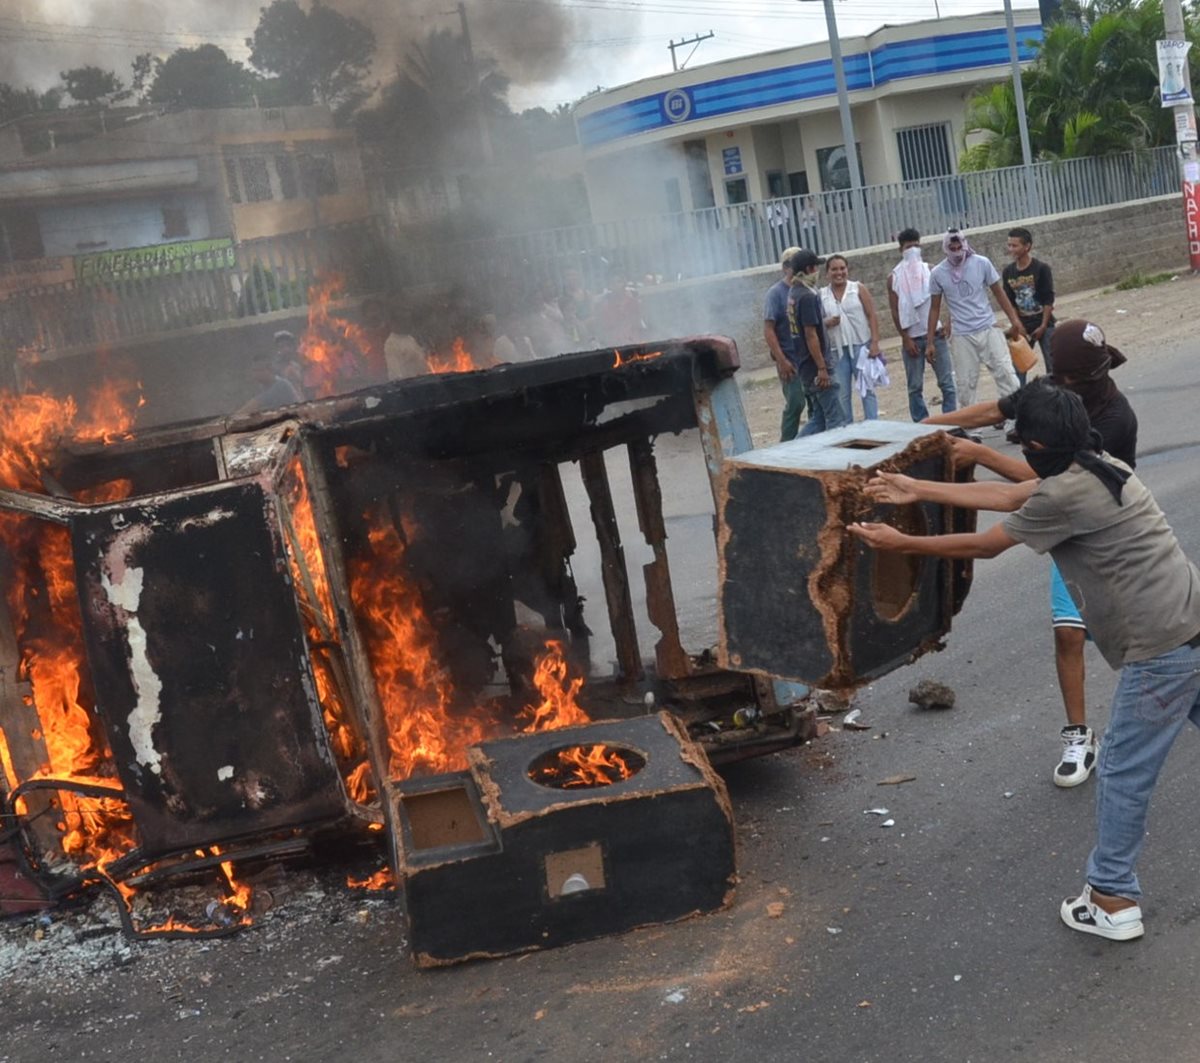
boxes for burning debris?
[0,333,816,963]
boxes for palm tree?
[961,0,1196,169]
[357,29,511,170]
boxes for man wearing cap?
[764,246,809,441]
[785,248,847,436]
[927,229,1026,407]
[923,320,1137,787]
[850,377,1200,942]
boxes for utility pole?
[1161,0,1200,271]
[1003,0,1039,217]
[800,0,866,248]
[458,1,494,163]
[668,31,715,72]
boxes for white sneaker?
[1060,884,1144,941]
[1054,725,1097,788]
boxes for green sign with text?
[76,237,236,284]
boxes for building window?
[683,140,715,210]
[816,143,864,191]
[224,157,242,204]
[240,156,273,203]
[275,154,299,200]
[161,206,190,239]
[0,209,45,263]
[299,152,338,197]
[897,124,954,182]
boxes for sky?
[0,0,1043,112]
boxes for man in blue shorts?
[923,320,1137,786]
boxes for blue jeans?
[903,334,958,422]
[779,372,808,441]
[798,362,848,436]
[832,345,878,423]
[1086,641,1200,900]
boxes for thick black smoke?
[3,0,603,91]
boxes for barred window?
[897,124,954,182]
[240,156,273,203]
[275,154,299,200]
[224,157,242,203]
[299,152,338,197]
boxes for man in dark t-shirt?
[785,248,847,436]
[764,246,807,441]
[1002,227,1056,376]
[923,320,1136,788]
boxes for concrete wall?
[640,195,1187,370]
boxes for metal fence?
[0,219,391,358]
[402,146,1180,292]
[0,147,1181,360]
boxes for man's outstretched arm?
[849,519,1019,559]
[923,398,1005,429]
[863,471,1038,513]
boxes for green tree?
[60,66,126,107]
[247,0,375,116]
[0,84,60,124]
[358,29,510,168]
[146,45,256,110]
[518,103,578,152]
[961,0,1197,168]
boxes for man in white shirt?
[926,228,1026,407]
[887,227,958,421]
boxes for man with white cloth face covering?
[927,228,1026,408]
[887,228,958,421]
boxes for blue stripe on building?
[578,24,1044,148]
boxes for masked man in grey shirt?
[849,379,1200,942]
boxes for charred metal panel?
[718,422,972,688]
[394,713,735,967]
[71,480,347,855]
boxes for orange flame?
[348,516,500,778]
[530,743,637,789]
[280,460,374,805]
[299,275,374,399]
[612,349,662,369]
[521,640,587,732]
[426,337,494,375]
[347,866,395,890]
[0,377,144,874]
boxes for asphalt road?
[2,331,1198,1063]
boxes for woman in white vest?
[819,254,884,423]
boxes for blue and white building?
[573,12,1043,221]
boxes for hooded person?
[1049,319,1129,423]
[849,376,1200,943]
[918,318,1138,791]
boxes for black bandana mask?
[1023,428,1130,503]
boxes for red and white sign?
[1184,180,1200,272]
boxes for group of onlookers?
[763,225,1057,440]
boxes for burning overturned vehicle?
[0,312,971,965]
